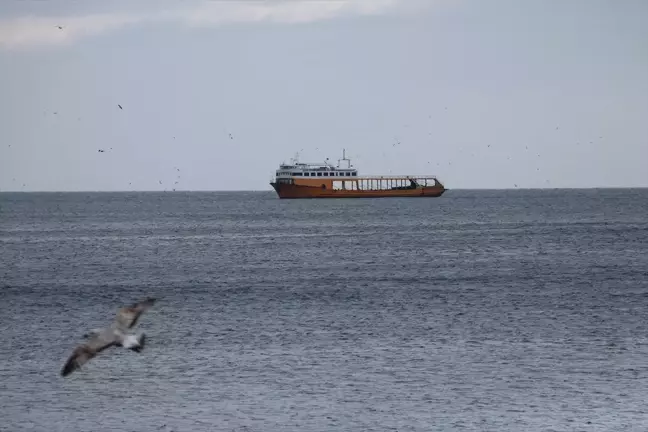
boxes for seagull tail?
[138,333,146,351]
[126,333,146,353]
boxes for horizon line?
[1,186,647,194]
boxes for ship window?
[317,172,322,176]
[293,172,301,176]
[345,172,350,176]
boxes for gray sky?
[0,0,646,191]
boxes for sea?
[1,189,647,432]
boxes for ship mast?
[338,148,352,169]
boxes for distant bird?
[56,26,64,30]
[118,104,123,110]
[98,149,105,153]
[229,133,233,140]
[60,298,156,377]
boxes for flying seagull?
[60,297,156,377]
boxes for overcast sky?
[0,0,646,191]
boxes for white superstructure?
[275,150,358,180]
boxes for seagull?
[60,297,156,377]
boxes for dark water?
[1,189,647,432]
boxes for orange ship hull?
[271,181,446,199]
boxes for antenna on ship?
[339,148,351,169]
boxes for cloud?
[0,0,403,50]
[173,0,399,26]
[0,13,143,49]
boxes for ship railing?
[357,175,439,180]
[292,163,351,170]
[331,176,441,191]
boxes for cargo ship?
[270,150,446,199]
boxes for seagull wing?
[114,297,156,330]
[60,329,117,377]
